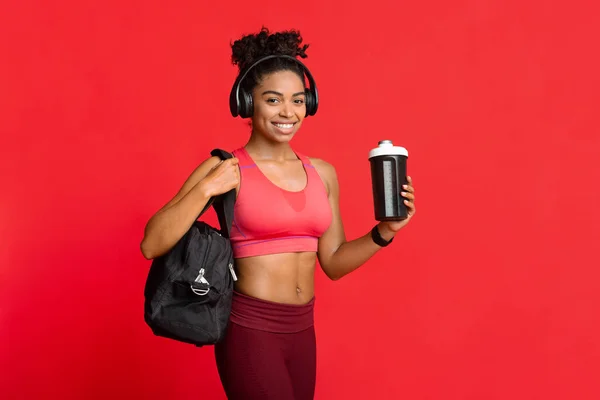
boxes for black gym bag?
[143,149,237,347]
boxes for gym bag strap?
[197,148,236,237]
[143,148,238,347]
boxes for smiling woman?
[140,27,416,400]
[251,70,307,138]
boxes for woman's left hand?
[380,176,416,234]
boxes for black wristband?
[371,225,394,247]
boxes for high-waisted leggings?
[214,291,316,400]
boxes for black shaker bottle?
[369,140,409,221]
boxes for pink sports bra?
[229,147,332,258]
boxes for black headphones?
[229,54,319,119]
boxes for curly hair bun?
[231,27,309,71]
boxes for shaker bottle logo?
[368,140,409,221]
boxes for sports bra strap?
[232,147,255,167]
[294,151,312,166]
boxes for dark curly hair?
[230,27,310,93]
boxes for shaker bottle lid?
[368,140,408,159]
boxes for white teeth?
[274,123,294,129]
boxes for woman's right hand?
[199,157,240,198]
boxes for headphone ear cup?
[239,90,253,119]
[304,89,316,116]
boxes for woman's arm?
[313,159,415,281]
[140,156,239,259]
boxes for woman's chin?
[272,133,296,143]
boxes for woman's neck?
[244,133,296,162]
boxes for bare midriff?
[233,252,318,305]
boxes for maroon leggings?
[214,291,316,400]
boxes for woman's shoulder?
[306,156,339,193]
[307,157,336,175]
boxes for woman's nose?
[280,102,294,118]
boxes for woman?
[140,28,416,400]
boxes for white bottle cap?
[368,140,408,159]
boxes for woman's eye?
[267,98,280,103]
[294,99,305,104]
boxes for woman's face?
[250,70,306,143]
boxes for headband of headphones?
[229,54,319,118]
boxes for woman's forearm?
[140,182,211,259]
[321,223,396,280]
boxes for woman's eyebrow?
[261,90,306,97]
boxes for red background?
[2,1,599,399]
